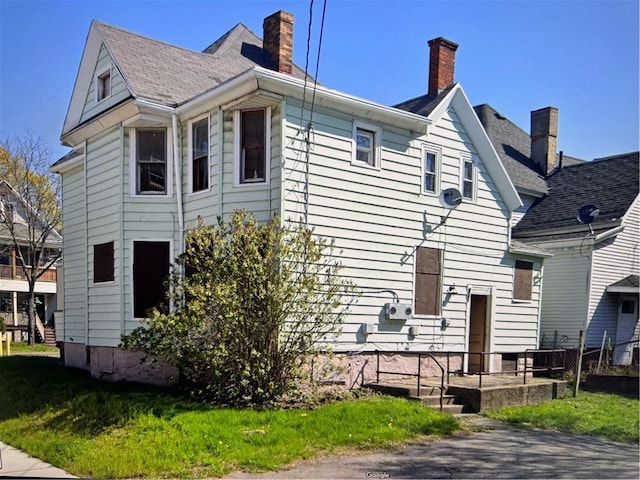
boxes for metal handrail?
[375,350,446,410]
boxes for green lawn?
[0,356,458,478]
[9,342,60,354]
[485,389,639,444]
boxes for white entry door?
[613,296,639,365]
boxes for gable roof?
[512,151,639,238]
[63,19,309,136]
[395,85,522,212]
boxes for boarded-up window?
[514,260,533,300]
[94,242,114,283]
[133,241,170,318]
[415,247,442,315]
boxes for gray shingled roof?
[96,20,308,107]
[473,104,550,195]
[608,274,639,289]
[393,85,456,118]
[512,151,639,237]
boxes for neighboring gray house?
[474,103,639,364]
[53,11,548,385]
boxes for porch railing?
[375,350,446,410]
[374,349,566,393]
[0,264,56,282]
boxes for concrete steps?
[365,382,471,413]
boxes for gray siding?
[538,248,590,348]
[61,164,87,344]
[86,127,122,347]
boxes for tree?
[0,134,62,345]
[123,210,356,405]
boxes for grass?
[9,342,60,354]
[485,389,639,444]
[0,356,459,478]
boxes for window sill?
[350,160,381,171]
[187,188,211,197]
[233,181,270,189]
[511,298,533,304]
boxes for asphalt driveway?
[226,416,639,479]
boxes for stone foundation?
[62,342,178,387]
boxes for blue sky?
[0,0,638,163]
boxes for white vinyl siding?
[588,197,640,346]
[80,44,129,123]
[282,102,540,354]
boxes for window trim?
[188,115,210,195]
[422,144,441,195]
[95,65,112,103]
[513,259,534,302]
[129,127,173,197]
[233,107,271,187]
[460,153,477,202]
[93,241,115,284]
[352,121,382,170]
[130,238,173,320]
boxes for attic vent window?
[97,68,111,102]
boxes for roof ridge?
[94,20,211,58]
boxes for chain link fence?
[539,335,639,374]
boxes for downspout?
[172,113,184,254]
[217,108,224,219]
[119,126,125,337]
[83,139,89,351]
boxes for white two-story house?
[53,10,550,385]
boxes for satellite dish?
[577,205,600,224]
[439,188,463,209]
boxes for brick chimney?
[263,11,294,74]
[530,107,559,176]
[428,37,459,96]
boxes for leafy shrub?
[123,211,356,406]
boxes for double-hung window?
[352,121,381,168]
[1,200,16,223]
[423,145,440,194]
[135,129,167,194]
[461,154,476,200]
[190,118,209,192]
[235,108,270,185]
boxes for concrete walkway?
[0,441,76,478]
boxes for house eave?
[508,244,554,258]
[61,99,139,147]
[606,285,639,294]
[177,67,432,133]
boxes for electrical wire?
[308,0,327,126]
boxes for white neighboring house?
[475,103,639,365]
[53,11,551,385]
[0,181,61,344]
